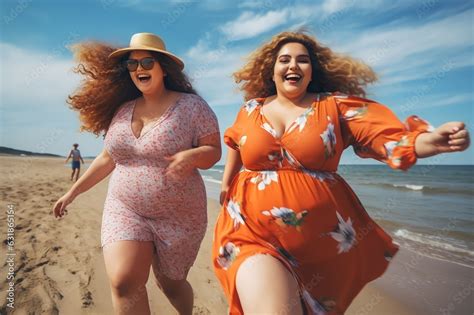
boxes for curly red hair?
[233,31,377,100]
[67,42,195,136]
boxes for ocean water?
[200,165,474,267]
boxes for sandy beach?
[0,155,471,314]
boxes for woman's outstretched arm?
[53,148,115,218]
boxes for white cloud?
[396,93,473,111]
[184,37,250,107]
[219,10,288,41]
[422,93,473,109]
[0,42,104,156]
[332,9,474,86]
[321,0,387,14]
[0,42,80,111]
[321,0,350,15]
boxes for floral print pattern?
[262,207,308,231]
[320,116,337,158]
[238,135,247,147]
[384,136,410,167]
[341,104,368,120]
[329,211,357,254]
[215,94,432,314]
[217,242,240,270]
[287,107,315,134]
[226,199,246,228]
[103,93,219,280]
[262,122,278,138]
[244,99,259,115]
[250,171,278,190]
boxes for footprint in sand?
[193,305,211,315]
[23,260,49,273]
[81,290,94,308]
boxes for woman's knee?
[236,254,303,314]
[154,274,190,299]
[103,241,154,297]
[109,271,148,297]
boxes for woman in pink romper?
[53,33,221,314]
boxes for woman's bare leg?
[152,252,193,315]
[103,240,154,315]
[236,254,303,315]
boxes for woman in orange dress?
[212,31,470,314]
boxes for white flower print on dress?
[320,116,337,158]
[407,115,435,132]
[342,105,368,121]
[282,147,303,168]
[244,99,259,115]
[239,135,247,147]
[217,242,240,270]
[262,122,278,138]
[330,211,357,254]
[226,199,245,228]
[287,107,315,134]
[262,207,308,231]
[384,136,409,167]
[250,171,278,190]
[303,169,335,182]
[268,151,284,167]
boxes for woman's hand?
[433,122,470,152]
[165,150,197,178]
[53,191,76,218]
[415,122,470,158]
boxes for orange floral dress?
[212,93,432,314]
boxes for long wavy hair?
[234,31,377,100]
[67,42,196,136]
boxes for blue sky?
[1,0,473,165]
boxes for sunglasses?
[123,57,156,72]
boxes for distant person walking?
[65,143,84,182]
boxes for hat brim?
[108,46,185,70]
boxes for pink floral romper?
[102,93,220,280]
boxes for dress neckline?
[258,94,320,140]
[129,93,184,140]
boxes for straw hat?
[108,33,184,70]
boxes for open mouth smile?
[284,73,302,83]
[137,73,151,83]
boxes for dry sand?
[0,155,422,314]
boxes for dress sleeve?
[223,99,259,151]
[191,95,220,147]
[335,94,434,170]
